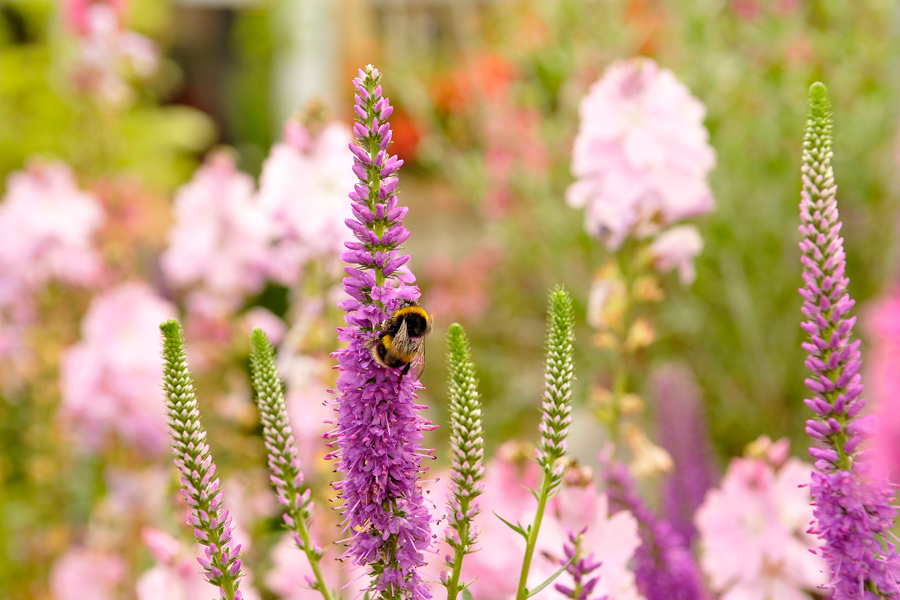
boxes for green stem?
[446,518,469,600]
[295,521,334,600]
[515,474,553,600]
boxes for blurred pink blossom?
[280,349,334,470]
[59,282,175,455]
[257,121,356,285]
[50,547,126,600]
[69,2,158,106]
[425,243,503,322]
[63,0,128,35]
[694,444,827,600]
[162,153,273,316]
[567,58,715,249]
[648,225,703,285]
[241,307,287,346]
[865,288,900,483]
[423,444,643,600]
[267,532,367,599]
[137,527,260,600]
[0,160,104,305]
[482,106,549,219]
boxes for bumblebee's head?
[392,301,432,338]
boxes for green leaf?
[526,556,574,598]
[493,511,529,539]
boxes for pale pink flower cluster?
[162,122,354,316]
[258,122,356,284]
[568,58,714,278]
[161,153,272,318]
[0,161,105,302]
[695,439,828,600]
[65,0,159,106]
[59,282,175,455]
[425,445,644,600]
[0,161,105,357]
[865,288,900,483]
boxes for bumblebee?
[371,301,433,380]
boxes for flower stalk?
[799,82,900,598]
[442,323,485,600]
[248,328,333,600]
[159,320,244,600]
[515,286,575,600]
[325,64,433,600]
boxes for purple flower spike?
[325,65,433,600]
[554,528,607,600]
[601,456,710,600]
[800,82,900,598]
[651,364,717,545]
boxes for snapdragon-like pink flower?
[60,282,175,454]
[567,58,715,250]
[257,121,356,286]
[161,153,273,317]
[695,448,827,600]
[0,160,104,304]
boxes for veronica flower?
[554,528,605,600]
[442,323,486,600]
[160,320,245,600]
[799,82,900,597]
[324,65,433,600]
[601,457,709,600]
[249,329,333,600]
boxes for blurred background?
[2,0,900,598]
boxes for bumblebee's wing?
[403,344,427,382]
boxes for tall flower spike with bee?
[325,65,434,600]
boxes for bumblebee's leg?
[398,362,411,384]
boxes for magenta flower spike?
[799,82,900,597]
[324,65,433,600]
